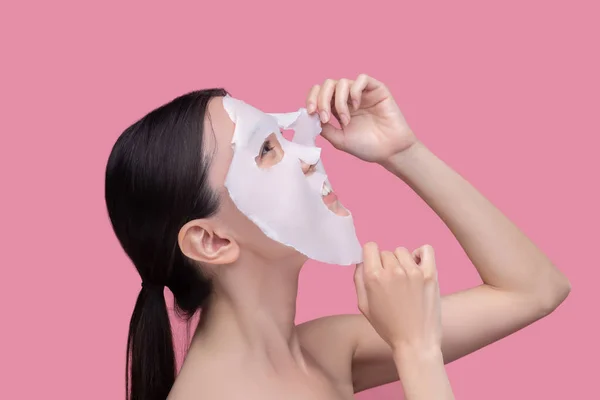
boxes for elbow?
[535,273,571,317]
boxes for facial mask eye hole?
[255,133,285,169]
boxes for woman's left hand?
[306,74,417,164]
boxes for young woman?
[105,74,570,399]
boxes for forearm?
[383,141,570,303]
[393,346,454,400]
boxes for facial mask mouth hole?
[320,181,349,217]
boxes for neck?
[190,253,307,370]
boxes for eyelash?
[260,140,274,157]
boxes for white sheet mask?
[222,95,363,265]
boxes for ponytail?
[105,89,226,400]
[126,285,175,400]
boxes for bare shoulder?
[170,348,268,400]
[298,314,400,393]
[297,314,371,386]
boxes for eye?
[260,140,274,158]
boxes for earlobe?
[178,220,240,265]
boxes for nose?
[300,160,316,175]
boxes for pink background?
[1,1,598,399]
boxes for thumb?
[321,123,346,151]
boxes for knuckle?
[395,247,409,256]
[408,268,423,280]
[336,96,349,109]
[363,266,375,277]
[364,269,380,281]
[380,251,396,265]
[363,241,378,252]
[423,270,437,282]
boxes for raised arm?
[382,140,571,359]
[302,74,571,392]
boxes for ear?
[178,219,240,265]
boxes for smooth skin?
[356,244,454,399]
[300,74,571,392]
[169,74,571,399]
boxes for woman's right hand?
[355,243,454,399]
[354,242,442,353]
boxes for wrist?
[393,344,454,400]
[392,342,444,366]
[380,140,427,174]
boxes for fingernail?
[307,103,315,113]
[341,114,349,126]
[352,100,359,110]
[320,110,329,123]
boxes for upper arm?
[437,284,552,363]
[303,284,554,393]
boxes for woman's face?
[197,96,361,266]
[201,97,306,262]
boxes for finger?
[350,74,368,111]
[394,247,419,276]
[359,73,384,91]
[354,263,369,314]
[414,245,437,280]
[350,74,383,110]
[320,123,345,151]
[380,250,401,271]
[412,247,422,265]
[306,85,320,114]
[317,79,337,124]
[412,245,434,266]
[334,79,352,126]
[363,242,383,278]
